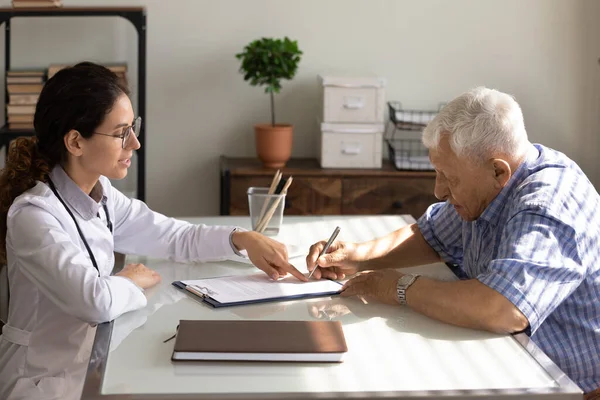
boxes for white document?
[182,273,342,304]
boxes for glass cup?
[247,187,286,236]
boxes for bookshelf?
[0,7,147,201]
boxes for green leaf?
[236,37,303,122]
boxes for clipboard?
[172,275,343,308]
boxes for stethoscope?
[47,178,112,276]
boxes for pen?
[308,226,341,279]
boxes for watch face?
[399,274,414,286]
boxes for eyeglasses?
[92,116,142,149]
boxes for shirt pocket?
[74,325,96,364]
[10,372,66,400]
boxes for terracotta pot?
[254,124,293,168]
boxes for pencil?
[254,170,281,231]
[256,177,293,233]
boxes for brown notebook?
[171,320,348,362]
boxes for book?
[12,0,62,8]
[7,70,45,77]
[8,123,34,130]
[172,272,343,308]
[7,104,36,115]
[6,104,36,115]
[6,76,44,84]
[7,83,44,94]
[9,93,39,105]
[171,320,348,362]
[8,114,34,123]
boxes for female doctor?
[0,62,307,400]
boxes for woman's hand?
[232,231,307,282]
[116,263,162,290]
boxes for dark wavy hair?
[0,62,129,263]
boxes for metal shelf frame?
[0,7,146,201]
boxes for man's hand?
[305,240,362,280]
[232,231,307,282]
[340,269,404,305]
[115,263,162,290]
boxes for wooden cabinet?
[342,177,438,216]
[227,175,342,215]
[220,157,438,219]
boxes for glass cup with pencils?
[248,170,293,236]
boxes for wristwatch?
[396,274,421,305]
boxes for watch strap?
[396,274,421,305]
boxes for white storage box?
[319,122,383,169]
[319,76,386,124]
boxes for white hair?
[422,87,529,162]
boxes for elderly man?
[307,87,599,396]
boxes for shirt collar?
[48,165,108,221]
[478,145,541,226]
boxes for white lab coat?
[0,166,240,400]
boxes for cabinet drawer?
[342,177,438,218]
[229,177,342,216]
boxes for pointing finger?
[278,261,308,282]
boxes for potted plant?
[236,37,302,168]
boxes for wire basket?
[388,101,440,130]
[385,101,440,171]
[385,137,434,171]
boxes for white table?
[83,215,581,399]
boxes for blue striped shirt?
[417,144,600,392]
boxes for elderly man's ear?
[491,158,512,189]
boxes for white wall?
[1,0,599,216]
